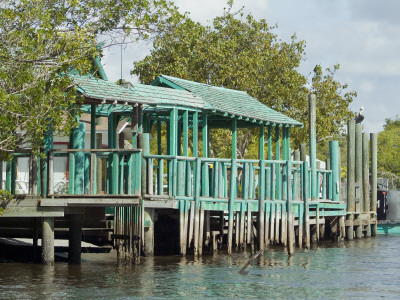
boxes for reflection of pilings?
[114,206,141,264]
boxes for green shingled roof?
[72,75,209,111]
[154,75,302,127]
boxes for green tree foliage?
[378,117,400,186]
[0,0,180,155]
[133,6,356,157]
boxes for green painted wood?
[202,114,209,196]
[265,166,271,200]
[157,121,162,155]
[232,118,237,159]
[193,112,199,157]
[371,133,378,217]
[362,133,370,213]
[267,125,272,160]
[186,161,192,196]
[158,158,164,195]
[347,119,356,212]
[193,157,201,255]
[243,163,249,200]
[213,162,219,198]
[183,110,189,156]
[141,133,150,198]
[112,152,119,194]
[72,122,85,195]
[119,154,125,194]
[5,161,12,192]
[303,161,310,248]
[308,94,317,200]
[228,159,237,254]
[329,141,340,201]
[84,154,90,194]
[275,127,281,200]
[259,124,265,160]
[271,163,276,201]
[68,153,75,194]
[287,161,294,255]
[90,104,96,149]
[258,160,266,249]
[177,161,185,196]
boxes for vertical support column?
[193,112,199,157]
[363,133,371,237]
[259,124,265,160]
[228,158,237,254]
[258,160,265,250]
[157,121,162,155]
[347,119,356,240]
[183,111,189,156]
[329,141,340,201]
[370,133,378,236]
[41,122,53,198]
[275,126,281,199]
[68,214,83,264]
[287,161,294,255]
[72,122,85,194]
[202,114,209,196]
[232,119,237,159]
[308,94,317,200]
[42,217,54,265]
[267,125,272,160]
[90,104,96,149]
[355,124,364,212]
[303,161,310,249]
[169,108,178,155]
[143,208,155,256]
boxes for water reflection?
[1,236,400,298]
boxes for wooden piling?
[228,159,237,254]
[68,214,83,264]
[347,119,356,240]
[42,217,54,265]
[363,133,371,237]
[309,94,318,200]
[355,124,364,212]
[287,162,294,255]
[199,204,205,256]
[303,161,310,249]
[370,133,378,236]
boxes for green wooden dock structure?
[0,68,378,264]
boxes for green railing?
[48,149,142,197]
[144,156,335,202]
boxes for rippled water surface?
[1,236,400,299]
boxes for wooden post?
[259,124,265,160]
[363,133,371,237]
[258,161,266,250]
[232,119,237,159]
[42,217,54,265]
[329,141,340,201]
[143,208,155,256]
[68,214,83,264]
[370,133,378,236]
[347,119,356,240]
[309,94,317,200]
[303,161,310,248]
[268,125,273,160]
[228,159,237,254]
[193,112,199,157]
[275,126,281,199]
[355,124,364,212]
[202,114,209,196]
[287,162,294,255]
[194,158,201,256]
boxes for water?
[1,236,400,299]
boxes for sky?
[102,0,400,134]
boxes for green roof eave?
[151,76,186,90]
